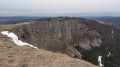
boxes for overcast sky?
[0,0,120,16]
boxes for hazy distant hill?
[0,16,45,24]
[86,16,120,25]
[1,16,120,25]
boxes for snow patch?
[112,30,114,34]
[107,52,111,57]
[1,31,39,50]
[98,56,104,67]
[106,47,108,49]
[111,30,114,38]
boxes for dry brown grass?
[0,22,31,31]
[0,23,99,67]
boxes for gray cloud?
[0,0,120,16]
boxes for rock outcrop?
[0,30,98,67]
[8,17,120,67]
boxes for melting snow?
[1,31,39,50]
[106,47,108,49]
[98,56,104,67]
[107,52,111,57]
[111,30,114,38]
[112,30,114,34]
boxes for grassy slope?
[0,24,98,67]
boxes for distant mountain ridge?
[0,16,120,25]
[0,16,45,24]
[86,16,120,25]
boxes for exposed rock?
[9,17,120,67]
[0,32,98,67]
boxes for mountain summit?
[1,17,120,67]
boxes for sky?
[0,0,120,16]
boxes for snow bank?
[112,30,114,34]
[1,31,39,50]
[111,30,114,38]
[107,52,111,57]
[98,56,104,67]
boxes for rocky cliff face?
[10,17,120,67]
[0,29,98,67]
